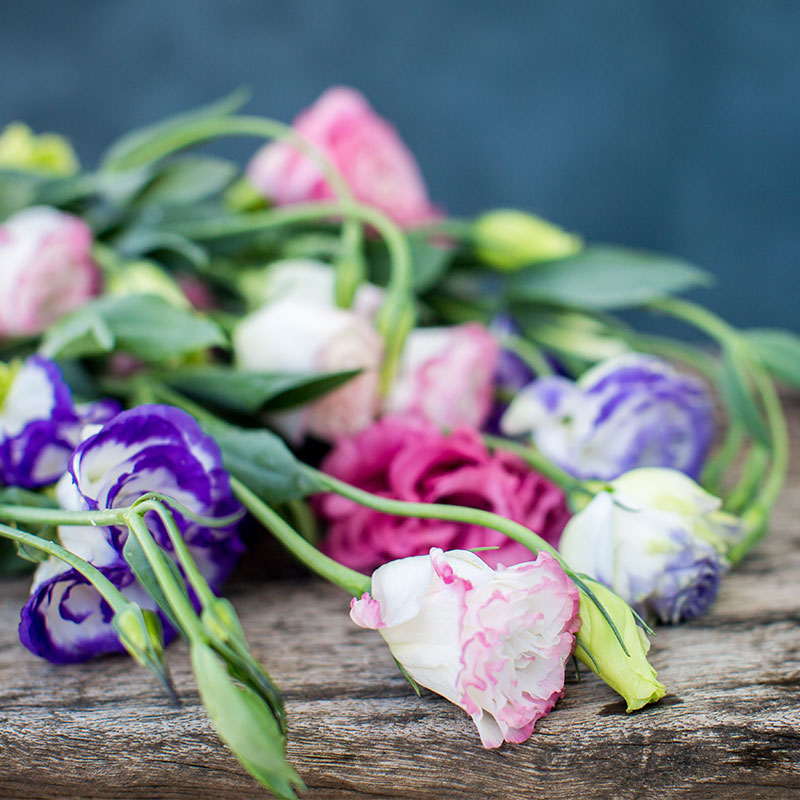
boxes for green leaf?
[719,346,769,445]
[506,245,713,310]
[0,169,42,220]
[41,294,227,362]
[165,366,360,415]
[114,229,210,269]
[191,642,303,799]
[743,328,800,389]
[135,156,238,207]
[102,88,251,171]
[368,234,456,292]
[204,421,323,503]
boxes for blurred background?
[2,1,798,331]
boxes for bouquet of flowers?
[0,87,797,797]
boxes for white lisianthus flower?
[233,296,383,441]
[350,547,580,748]
[559,468,744,624]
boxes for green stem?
[135,500,217,609]
[730,368,790,562]
[501,335,554,377]
[481,434,592,499]
[103,113,365,311]
[125,512,206,641]
[649,296,739,347]
[725,444,770,513]
[231,477,370,597]
[0,522,129,614]
[701,422,745,496]
[284,499,319,545]
[0,505,127,528]
[172,201,412,297]
[304,465,563,563]
[171,200,415,390]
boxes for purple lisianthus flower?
[559,468,737,624]
[500,353,714,481]
[0,355,119,488]
[19,404,243,663]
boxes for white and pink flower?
[247,86,440,228]
[232,296,383,441]
[385,323,499,429]
[0,206,99,337]
[350,547,580,748]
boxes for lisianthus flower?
[351,547,580,748]
[501,353,714,481]
[233,295,383,441]
[385,323,500,430]
[317,415,570,571]
[0,355,119,489]
[19,405,243,663]
[0,206,99,337]
[247,86,440,227]
[559,468,742,624]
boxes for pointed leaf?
[743,328,800,389]
[719,346,769,445]
[506,245,712,310]
[166,366,360,415]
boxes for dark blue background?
[3,1,798,331]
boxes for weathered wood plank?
[1,398,799,799]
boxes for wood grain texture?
[1,398,799,799]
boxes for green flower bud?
[201,597,246,649]
[472,209,582,270]
[0,122,79,177]
[112,605,165,668]
[107,260,191,310]
[575,583,665,711]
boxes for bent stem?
[481,434,593,501]
[0,522,129,614]
[231,477,370,598]
[102,113,365,308]
[170,200,415,389]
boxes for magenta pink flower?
[317,416,571,571]
[247,86,440,228]
[350,547,581,747]
[0,206,99,337]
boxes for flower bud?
[112,605,166,668]
[106,260,191,309]
[0,122,79,176]
[472,209,582,271]
[574,583,665,711]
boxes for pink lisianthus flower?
[351,547,580,748]
[0,206,99,337]
[317,416,570,571]
[246,86,440,228]
[385,323,500,430]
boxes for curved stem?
[103,114,364,310]
[171,201,415,389]
[481,434,591,499]
[0,505,127,528]
[701,422,745,496]
[231,476,370,597]
[304,465,562,563]
[0,522,129,614]
[125,512,206,641]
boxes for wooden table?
[1,398,799,799]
